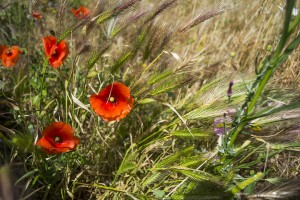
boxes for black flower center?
[6,50,12,56]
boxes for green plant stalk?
[228,121,248,147]
[247,0,294,115]
[288,12,300,34]
[228,0,296,147]
[39,59,49,115]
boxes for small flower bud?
[227,80,234,98]
[230,51,236,58]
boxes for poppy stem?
[39,58,49,114]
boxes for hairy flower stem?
[228,0,296,147]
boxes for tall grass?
[0,0,300,199]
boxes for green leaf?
[87,45,109,69]
[87,70,103,78]
[96,10,114,24]
[142,172,169,188]
[57,20,86,42]
[230,172,263,194]
[171,129,211,139]
[110,51,132,73]
[179,156,207,168]
[150,82,179,96]
[156,146,194,168]
[153,189,165,198]
[185,106,226,120]
[0,81,7,89]
[117,161,136,174]
[248,101,300,121]
[15,169,38,185]
[176,169,223,185]
[147,70,173,85]
[138,98,156,104]
[11,134,34,152]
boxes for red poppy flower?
[89,82,134,122]
[32,11,42,19]
[36,122,80,155]
[1,46,22,67]
[71,6,91,19]
[42,36,69,68]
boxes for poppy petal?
[1,46,21,67]
[71,6,91,19]
[37,122,80,155]
[42,36,69,68]
[89,82,134,121]
[43,36,57,58]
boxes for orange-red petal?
[1,46,22,67]
[36,122,80,155]
[32,11,42,19]
[42,36,57,58]
[42,36,69,68]
[71,6,91,19]
[89,82,134,121]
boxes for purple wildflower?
[213,116,232,136]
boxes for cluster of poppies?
[38,81,134,155]
[1,6,134,155]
